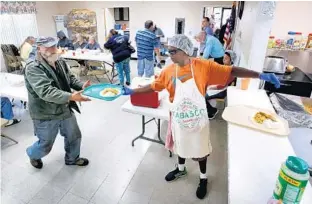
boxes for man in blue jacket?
[104,29,132,86]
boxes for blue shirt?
[135,29,159,61]
[203,35,225,59]
[205,27,213,36]
[84,42,101,50]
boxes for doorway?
[104,7,130,41]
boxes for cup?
[241,78,250,90]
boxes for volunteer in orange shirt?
[122,34,280,199]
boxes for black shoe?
[126,82,131,86]
[196,178,208,199]
[208,108,219,120]
[5,119,21,127]
[165,166,187,182]
[65,157,89,166]
[157,63,162,69]
[30,159,43,169]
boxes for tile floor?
[1,60,228,204]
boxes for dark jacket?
[104,34,131,63]
[57,31,74,50]
[25,59,83,120]
[219,24,227,45]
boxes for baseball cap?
[36,36,58,48]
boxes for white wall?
[36,1,60,36]
[233,1,275,90]
[57,1,232,47]
[271,1,312,38]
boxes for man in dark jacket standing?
[57,30,74,50]
[25,36,90,169]
[104,29,131,86]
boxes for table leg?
[131,116,172,157]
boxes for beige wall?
[56,1,232,47]
[36,1,61,36]
[271,1,312,38]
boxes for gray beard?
[41,53,58,67]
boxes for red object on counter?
[130,91,160,108]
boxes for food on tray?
[100,88,120,97]
[253,111,277,124]
[303,104,312,115]
[286,64,295,72]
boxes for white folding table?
[121,91,172,157]
[0,73,28,102]
[60,51,118,83]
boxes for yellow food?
[100,88,119,97]
[287,64,295,72]
[303,104,312,115]
[253,111,276,124]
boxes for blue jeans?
[116,58,131,85]
[26,115,82,164]
[138,58,154,77]
[1,97,14,120]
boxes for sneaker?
[5,119,21,127]
[208,108,219,120]
[165,166,187,182]
[196,178,208,199]
[126,82,131,86]
[30,159,43,169]
[157,63,162,69]
[65,157,89,166]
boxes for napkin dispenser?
[130,77,160,108]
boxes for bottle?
[306,33,312,49]
[273,156,309,204]
[268,36,275,49]
[293,32,302,50]
[286,31,296,50]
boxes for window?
[0,14,38,46]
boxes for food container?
[300,37,308,50]
[306,33,312,49]
[131,92,160,108]
[267,36,275,49]
[286,31,296,49]
[274,39,282,49]
[130,77,160,108]
[273,156,309,204]
[292,32,302,50]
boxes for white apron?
[170,60,212,159]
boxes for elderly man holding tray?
[25,36,91,169]
[122,34,280,199]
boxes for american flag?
[223,1,237,49]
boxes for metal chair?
[87,60,117,83]
[1,118,18,144]
[64,59,83,80]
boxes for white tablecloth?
[61,51,114,64]
[121,91,170,121]
[227,87,312,204]
[0,73,28,101]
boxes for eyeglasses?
[168,49,180,55]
